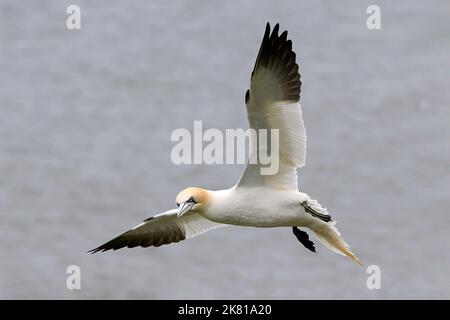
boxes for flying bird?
[90,23,362,265]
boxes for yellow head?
[176,187,211,216]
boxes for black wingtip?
[87,247,102,254]
[263,22,270,39]
[273,23,280,32]
[280,30,288,42]
[249,22,301,103]
[87,233,129,254]
[270,23,280,41]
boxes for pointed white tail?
[310,221,363,266]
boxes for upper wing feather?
[238,23,306,190]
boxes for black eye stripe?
[177,197,196,207]
[188,196,196,203]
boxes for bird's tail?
[310,221,363,266]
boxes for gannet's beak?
[178,200,195,217]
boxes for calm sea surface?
[0,0,449,299]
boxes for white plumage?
[90,23,361,265]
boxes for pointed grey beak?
[178,200,195,217]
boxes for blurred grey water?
[0,0,449,299]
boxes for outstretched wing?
[89,209,226,253]
[238,23,306,191]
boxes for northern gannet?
[90,23,362,265]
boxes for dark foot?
[301,201,332,222]
[292,227,316,252]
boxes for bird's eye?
[176,203,180,207]
[188,196,196,203]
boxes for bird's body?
[202,187,313,228]
[90,23,362,265]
